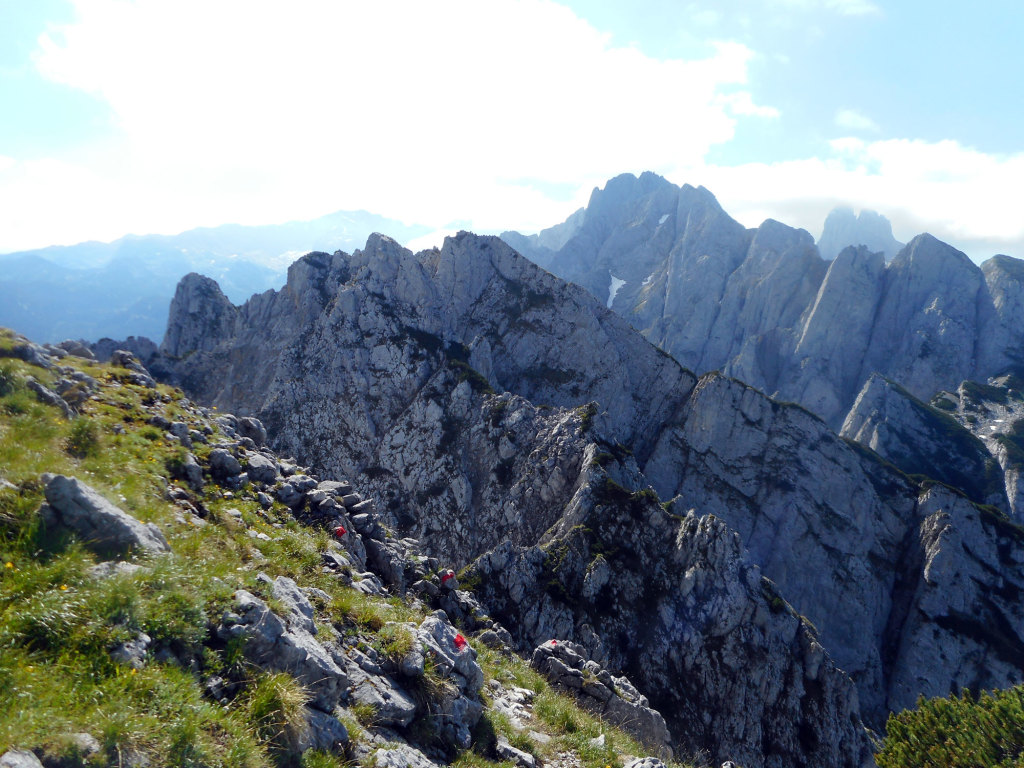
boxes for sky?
[1,0,1022,261]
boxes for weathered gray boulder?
[245,451,279,484]
[370,744,440,768]
[40,474,170,557]
[347,666,417,727]
[179,452,204,491]
[238,416,268,446]
[208,448,242,479]
[298,708,349,753]
[417,612,483,694]
[496,738,536,768]
[57,339,97,359]
[275,481,305,508]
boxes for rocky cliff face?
[159,233,693,567]
[154,233,1024,766]
[501,173,1024,431]
[466,459,873,768]
[841,374,1008,511]
[817,207,903,262]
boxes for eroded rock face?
[885,486,1024,713]
[841,374,1008,510]
[155,232,1024,766]
[155,232,693,566]
[502,173,1024,430]
[466,476,873,768]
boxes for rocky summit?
[817,207,903,262]
[502,173,1024,431]
[122,227,1024,766]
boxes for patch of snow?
[607,274,626,308]
[658,214,669,225]
[642,272,655,287]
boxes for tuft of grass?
[351,701,379,728]
[245,671,311,757]
[0,360,21,396]
[377,622,416,663]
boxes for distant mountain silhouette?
[0,210,431,342]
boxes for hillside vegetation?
[0,328,685,768]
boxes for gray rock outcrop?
[217,584,348,712]
[467,478,873,768]
[841,374,1008,510]
[531,639,673,759]
[39,474,170,557]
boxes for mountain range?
[126,225,1024,767]
[0,210,431,343]
[9,171,1024,766]
[502,172,1024,431]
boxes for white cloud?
[834,108,880,133]
[719,92,781,119]
[682,138,1024,260]
[0,0,774,251]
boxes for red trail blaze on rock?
[453,633,468,651]
[333,525,347,537]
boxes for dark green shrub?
[877,686,1024,768]
[65,419,100,458]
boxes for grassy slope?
[0,329,687,768]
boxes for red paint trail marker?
[334,525,346,537]
[453,633,468,651]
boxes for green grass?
[245,671,311,756]
[0,352,276,765]
[472,641,691,768]
[0,337,716,768]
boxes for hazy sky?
[1,0,1021,260]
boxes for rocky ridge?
[0,332,679,768]
[137,232,1024,765]
[501,173,1024,431]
